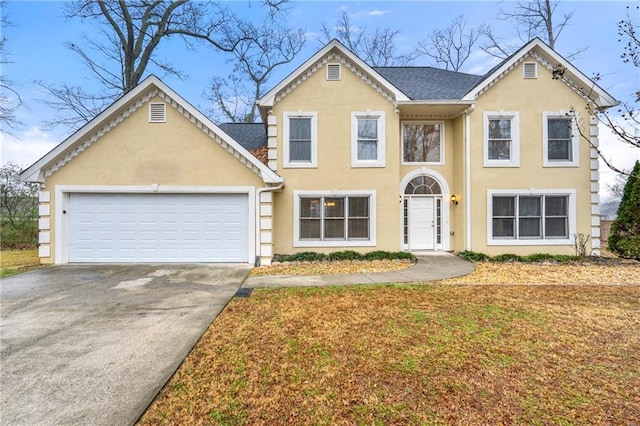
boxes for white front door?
[409,197,435,250]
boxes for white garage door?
[67,193,249,263]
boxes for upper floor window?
[351,112,385,167]
[402,121,444,164]
[283,112,317,168]
[483,112,520,167]
[543,112,579,167]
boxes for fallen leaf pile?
[250,259,414,276]
[438,262,639,285]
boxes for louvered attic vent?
[149,102,166,122]
[523,62,538,79]
[327,63,341,81]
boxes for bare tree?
[0,1,23,133]
[416,16,484,71]
[319,11,415,66]
[205,22,305,123]
[563,6,639,179]
[38,0,289,130]
[480,0,581,59]
[609,170,629,199]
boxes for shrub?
[458,251,490,262]
[276,252,326,262]
[523,253,556,262]
[608,161,640,260]
[492,253,524,262]
[327,250,361,261]
[273,251,415,263]
[0,220,38,249]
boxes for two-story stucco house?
[21,38,618,265]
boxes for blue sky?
[1,1,638,198]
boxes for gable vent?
[327,63,341,81]
[149,102,166,123]
[523,62,538,79]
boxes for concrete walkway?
[243,252,474,288]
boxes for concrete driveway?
[0,263,250,426]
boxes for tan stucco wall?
[271,60,402,254]
[270,53,595,257]
[40,94,264,263]
[467,58,593,255]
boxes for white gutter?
[464,105,474,251]
[255,182,284,266]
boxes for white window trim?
[401,121,445,166]
[542,111,580,167]
[483,112,520,167]
[293,190,376,248]
[351,111,385,168]
[487,189,576,246]
[283,111,318,168]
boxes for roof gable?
[463,38,618,108]
[258,39,410,111]
[20,76,282,184]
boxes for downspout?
[255,182,284,266]
[464,105,475,251]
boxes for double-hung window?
[484,112,519,167]
[402,121,444,164]
[488,190,575,245]
[283,112,318,168]
[295,191,376,247]
[543,112,579,166]
[351,112,385,167]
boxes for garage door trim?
[55,185,256,264]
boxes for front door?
[409,197,435,250]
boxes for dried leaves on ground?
[140,282,640,425]
[251,259,414,276]
[439,262,639,285]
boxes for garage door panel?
[68,193,249,262]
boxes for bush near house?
[1,219,38,249]
[608,161,640,260]
[458,251,581,263]
[272,251,415,263]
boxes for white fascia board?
[462,38,619,108]
[395,100,475,106]
[259,39,410,107]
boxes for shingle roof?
[218,123,268,150]
[373,67,483,100]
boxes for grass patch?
[0,249,40,277]
[139,284,640,425]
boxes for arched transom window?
[404,176,442,195]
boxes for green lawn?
[139,283,640,425]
